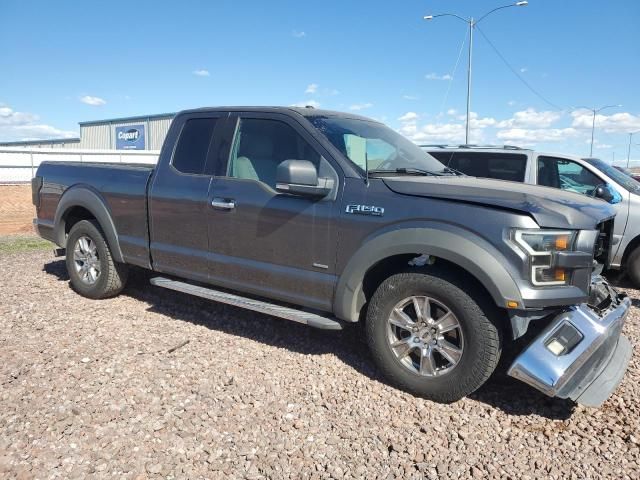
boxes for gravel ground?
[1,248,639,479]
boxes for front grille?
[594,219,614,267]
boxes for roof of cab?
[176,106,379,122]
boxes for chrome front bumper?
[508,280,632,407]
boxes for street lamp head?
[515,1,528,5]
[423,15,434,20]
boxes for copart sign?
[115,124,145,150]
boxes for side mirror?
[276,160,333,197]
[595,184,621,204]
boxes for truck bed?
[34,161,155,268]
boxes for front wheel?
[626,246,640,288]
[366,271,502,403]
[65,220,128,299]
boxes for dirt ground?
[0,185,34,235]
[0,246,639,479]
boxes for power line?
[440,28,467,114]
[474,25,564,111]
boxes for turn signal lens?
[555,236,569,250]
[534,268,568,285]
[507,301,519,309]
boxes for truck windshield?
[585,158,640,194]
[308,115,447,175]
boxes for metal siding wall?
[149,118,172,150]
[79,124,111,149]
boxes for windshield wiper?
[443,166,466,176]
[368,167,443,177]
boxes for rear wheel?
[626,246,640,288]
[65,220,128,299]
[366,270,502,403]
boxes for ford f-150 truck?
[32,107,632,406]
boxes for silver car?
[425,145,640,286]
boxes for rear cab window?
[429,151,528,182]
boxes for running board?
[150,277,343,330]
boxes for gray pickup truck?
[32,107,632,406]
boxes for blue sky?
[1,0,639,164]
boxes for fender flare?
[53,186,125,263]
[333,226,523,323]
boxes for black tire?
[366,270,502,403]
[626,246,640,288]
[65,220,128,299]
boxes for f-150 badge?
[345,204,385,216]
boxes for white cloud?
[589,139,613,149]
[292,30,306,38]
[403,95,419,100]
[400,122,484,144]
[507,100,517,107]
[425,73,452,81]
[398,112,418,122]
[305,83,318,94]
[290,100,321,108]
[0,104,76,141]
[469,112,497,128]
[497,108,561,129]
[79,95,106,106]
[497,127,580,144]
[446,108,457,116]
[192,69,210,77]
[520,67,528,73]
[349,103,373,111]
[571,110,640,133]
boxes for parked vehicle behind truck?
[32,107,632,406]
[425,145,640,288]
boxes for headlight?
[513,230,577,286]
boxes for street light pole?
[575,104,622,157]
[466,19,474,144]
[424,2,528,145]
[628,132,638,168]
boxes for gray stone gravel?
[1,249,639,479]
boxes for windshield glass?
[308,115,446,174]
[585,158,640,194]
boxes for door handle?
[211,198,236,210]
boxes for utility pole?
[574,104,622,157]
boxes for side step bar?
[150,277,343,330]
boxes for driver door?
[207,113,342,311]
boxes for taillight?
[31,176,43,207]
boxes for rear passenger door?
[207,112,341,311]
[148,113,224,282]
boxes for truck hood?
[382,176,616,230]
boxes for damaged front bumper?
[508,278,632,407]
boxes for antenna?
[364,152,369,186]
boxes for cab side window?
[172,118,218,175]
[537,156,602,196]
[228,118,320,189]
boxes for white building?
[0,112,175,150]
